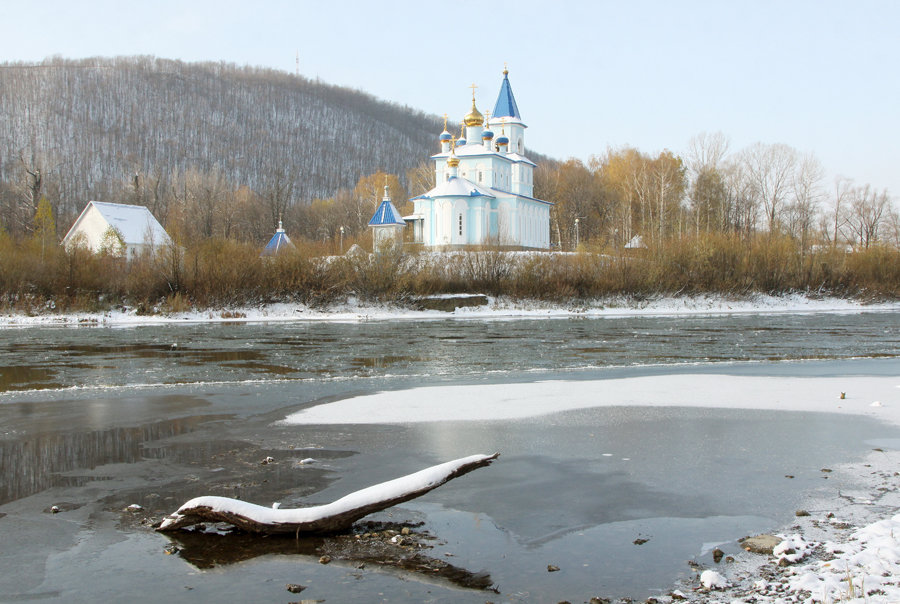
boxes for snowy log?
[157,453,499,534]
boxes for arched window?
[458,214,463,236]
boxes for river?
[0,311,898,602]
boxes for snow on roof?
[261,228,296,256]
[412,176,552,205]
[503,152,536,166]
[88,201,171,245]
[431,145,534,165]
[493,70,522,120]
[412,176,497,200]
[368,199,406,226]
[432,143,494,158]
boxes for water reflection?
[0,415,230,505]
[164,526,496,591]
[0,366,62,392]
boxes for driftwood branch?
[157,453,499,535]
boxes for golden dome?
[463,84,484,127]
[464,103,483,126]
[447,138,460,168]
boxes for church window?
[445,173,450,182]
[478,171,482,182]
[458,214,463,236]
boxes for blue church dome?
[440,131,452,141]
[496,134,509,146]
[482,128,494,139]
[457,136,466,146]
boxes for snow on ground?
[681,447,900,604]
[0,293,898,327]
[282,374,900,427]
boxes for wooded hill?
[0,56,451,237]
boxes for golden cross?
[469,82,478,100]
[442,113,448,130]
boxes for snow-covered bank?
[676,447,900,604]
[1,293,898,327]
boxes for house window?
[458,214,463,236]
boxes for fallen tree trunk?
[157,453,499,535]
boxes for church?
[404,68,551,249]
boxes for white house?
[62,201,172,259]
[405,68,552,249]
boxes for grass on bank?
[0,232,897,315]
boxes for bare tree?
[823,177,854,248]
[721,160,757,239]
[686,131,730,176]
[847,185,890,248]
[784,152,824,252]
[739,142,797,232]
[886,204,900,248]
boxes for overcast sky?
[1,0,897,197]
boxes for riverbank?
[1,292,899,327]
[671,447,900,604]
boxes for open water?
[0,311,898,602]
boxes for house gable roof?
[63,201,171,248]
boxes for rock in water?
[741,534,781,554]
